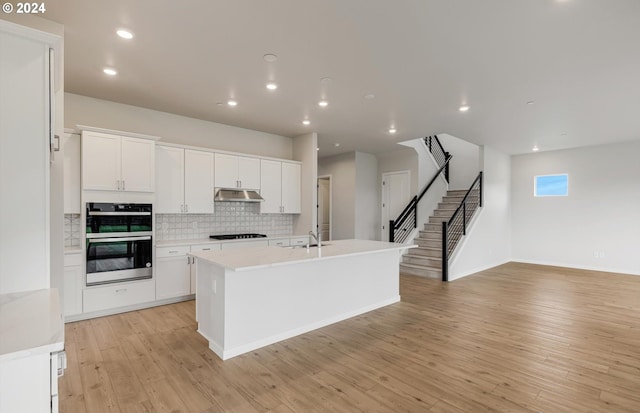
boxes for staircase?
[400,189,478,278]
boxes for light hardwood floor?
[60,262,640,413]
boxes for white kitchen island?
[189,239,415,360]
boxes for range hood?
[214,188,264,202]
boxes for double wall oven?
[85,203,153,286]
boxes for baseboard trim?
[510,259,640,276]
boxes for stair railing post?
[441,221,448,282]
[389,220,395,242]
[463,202,467,235]
[479,171,483,207]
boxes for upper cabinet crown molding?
[75,125,161,142]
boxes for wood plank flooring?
[60,262,640,412]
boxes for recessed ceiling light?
[459,105,470,112]
[116,29,134,39]
[227,100,238,107]
[318,100,329,107]
[334,143,340,147]
[364,94,375,100]
[302,119,311,126]
[103,68,117,76]
[266,82,278,90]
[526,101,535,105]
[263,54,278,62]
[532,146,539,152]
[389,128,397,134]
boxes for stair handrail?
[441,171,483,281]
[389,135,452,243]
[426,135,450,181]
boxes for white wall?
[318,153,356,240]
[65,93,293,159]
[292,133,318,236]
[377,147,419,195]
[511,141,640,275]
[438,133,480,190]
[449,145,511,280]
[355,152,379,240]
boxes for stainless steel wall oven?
[85,203,152,286]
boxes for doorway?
[317,176,331,241]
[381,171,411,241]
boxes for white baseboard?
[216,296,401,360]
[510,258,640,276]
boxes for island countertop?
[188,239,416,271]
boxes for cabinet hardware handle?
[117,180,121,190]
[202,248,210,250]
[187,257,191,264]
[181,204,184,213]
[122,180,125,191]
[115,289,127,293]
[169,250,179,253]
[185,204,189,212]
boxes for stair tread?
[400,262,441,270]
[405,253,440,259]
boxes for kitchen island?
[189,239,415,360]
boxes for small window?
[534,174,568,197]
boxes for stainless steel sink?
[284,243,330,249]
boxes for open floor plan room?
[60,263,640,413]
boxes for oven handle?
[87,211,151,216]
[88,236,152,243]
[87,231,153,239]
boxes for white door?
[214,153,239,188]
[237,156,260,189]
[317,177,331,241]
[260,160,282,213]
[155,146,185,213]
[281,162,301,213]
[381,171,411,241]
[120,137,155,192]
[82,131,121,191]
[184,150,214,213]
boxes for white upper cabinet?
[82,130,155,192]
[156,146,214,214]
[260,160,301,214]
[155,145,185,213]
[281,162,301,213]
[62,133,81,214]
[214,153,260,189]
[184,150,214,213]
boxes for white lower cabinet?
[83,279,155,313]
[189,244,220,294]
[63,253,83,317]
[155,246,191,300]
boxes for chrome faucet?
[308,230,321,250]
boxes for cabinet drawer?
[290,237,308,246]
[83,280,155,313]
[64,252,82,266]
[156,245,190,258]
[190,243,221,252]
[268,239,290,247]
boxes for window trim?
[534,173,569,197]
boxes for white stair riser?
[411,248,442,258]
[404,255,441,267]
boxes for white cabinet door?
[62,133,81,214]
[155,146,184,213]
[156,255,191,300]
[185,150,214,213]
[121,137,155,192]
[281,162,301,213]
[260,160,282,213]
[189,243,221,294]
[214,153,238,188]
[238,156,260,189]
[82,131,121,191]
[63,264,83,317]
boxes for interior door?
[381,171,411,241]
[317,177,331,240]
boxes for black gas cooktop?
[209,233,267,240]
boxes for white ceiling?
[44,0,640,157]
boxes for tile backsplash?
[64,214,82,248]
[155,202,293,241]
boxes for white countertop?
[189,239,416,271]
[0,289,65,362]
